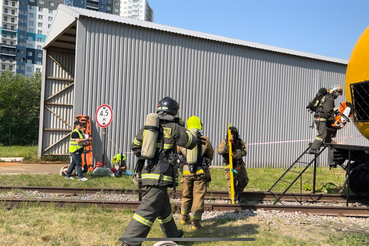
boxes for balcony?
[0,50,16,56]
[1,43,17,48]
[2,28,17,33]
[1,59,16,64]
[86,2,99,9]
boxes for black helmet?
[157,97,180,115]
[229,126,239,139]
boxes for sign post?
[95,104,113,171]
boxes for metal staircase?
[268,145,327,204]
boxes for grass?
[1,146,366,245]
[0,145,38,162]
[0,165,349,194]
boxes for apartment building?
[120,0,153,21]
[0,0,121,76]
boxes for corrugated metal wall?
[40,16,368,169]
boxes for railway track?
[1,197,369,217]
[1,186,367,203]
[1,186,369,217]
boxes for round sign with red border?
[95,104,113,128]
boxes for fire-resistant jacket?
[69,129,84,153]
[178,134,214,177]
[131,112,197,187]
[314,93,335,121]
[218,138,247,166]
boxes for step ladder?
[268,145,327,205]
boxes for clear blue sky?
[149,0,369,61]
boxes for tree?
[0,71,41,145]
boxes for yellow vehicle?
[331,26,369,196]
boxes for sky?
[148,0,369,61]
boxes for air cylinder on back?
[186,128,199,165]
[141,113,160,159]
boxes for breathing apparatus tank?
[186,116,203,173]
[141,113,160,159]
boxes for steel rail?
[1,186,367,203]
[1,198,369,217]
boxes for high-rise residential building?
[0,0,121,76]
[120,0,153,22]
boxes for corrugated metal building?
[38,5,367,170]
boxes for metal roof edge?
[57,5,348,65]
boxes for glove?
[224,144,229,153]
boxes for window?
[11,18,15,23]
[29,21,34,25]
[38,15,43,19]
[27,67,32,72]
[29,5,34,10]
[3,25,7,29]
[2,65,6,70]
[28,28,34,32]
[114,8,119,12]
[115,1,119,4]
[37,30,42,34]
[48,16,53,21]
[37,45,42,49]
[28,36,33,41]
[107,6,111,10]
[3,16,8,21]
[49,2,54,6]
[27,44,33,48]
[36,68,41,72]
[48,24,51,28]
[39,7,43,11]
[27,59,32,63]
[48,9,53,14]
[37,53,42,58]
[29,13,34,18]
[11,9,16,14]
[37,38,42,42]
[38,22,42,27]
[36,61,42,65]
[39,0,44,4]
[27,52,33,56]
[4,0,8,5]
[30,0,35,2]
[19,34,26,39]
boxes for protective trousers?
[180,175,206,224]
[224,166,248,198]
[311,120,337,150]
[121,186,179,246]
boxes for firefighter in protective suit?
[217,126,248,203]
[121,97,197,246]
[178,116,213,230]
[309,85,343,154]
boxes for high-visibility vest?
[69,129,84,153]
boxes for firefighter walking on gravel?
[120,97,198,246]
[217,126,248,203]
[178,116,214,230]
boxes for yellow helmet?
[186,116,202,130]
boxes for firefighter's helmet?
[229,126,239,139]
[328,85,343,98]
[157,97,180,116]
[186,116,202,130]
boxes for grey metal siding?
[40,16,367,170]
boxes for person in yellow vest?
[178,116,213,230]
[65,120,91,181]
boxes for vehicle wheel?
[349,163,369,196]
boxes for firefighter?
[217,126,248,203]
[121,97,198,246]
[309,85,343,154]
[65,120,91,181]
[112,153,127,177]
[178,116,213,230]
